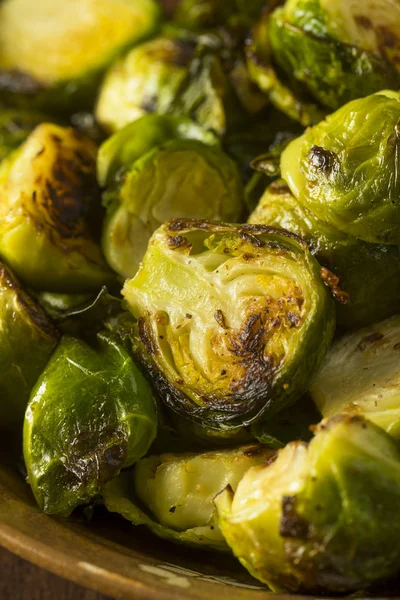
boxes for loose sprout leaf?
[0,263,59,432]
[123,219,335,436]
[216,415,400,593]
[23,333,157,516]
[0,123,115,292]
[281,92,400,245]
[311,315,400,438]
[248,180,400,329]
[103,444,274,551]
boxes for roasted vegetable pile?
[2,0,400,594]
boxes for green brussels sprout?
[96,34,196,133]
[23,333,157,516]
[103,444,275,551]
[0,263,59,431]
[0,123,115,292]
[172,0,266,31]
[311,315,400,438]
[248,180,400,328]
[122,219,335,437]
[102,138,244,279]
[0,0,161,114]
[0,109,49,162]
[216,414,400,593]
[281,92,400,245]
[97,114,218,187]
[247,0,400,124]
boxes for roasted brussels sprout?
[102,136,244,279]
[0,264,59,431]
[123,219,335,437]
[249,180,400,328]
[24,333,157,516]
[216,414,400,593]
[281,92,400,245]
[0,123,114,292]
[103,444,274,551]
[247,0,400,124]
[0,0,161,113]
[0,109,49,162]
[96,34,196,133]
[311,315,400,438]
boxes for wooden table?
[0,547,114,600]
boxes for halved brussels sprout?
[0,0,161,113]
[123,219,335,437]
[24,333,157,516]
[216,414,400,592]
[96,33,195,133]
[103,444,275,551]
[102,139,244,279]
[249,180,400,328]
[247,0,400,123]
[281,92,400,245]
[311,315,400,438]
[0,263,59,431]
[0,123,114,292]
[0,109,49,162]
[97,114,218,187]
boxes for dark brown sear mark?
[320,267,350,305]
[357,332,384,351]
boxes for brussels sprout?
[249,180,400,328]
[247,0,400,123]
[102,139,244,279]
[0,0,161,113]
[122,219,335,437]
[24,333,157,516]
[0,123,115,292]
[103,444,274,551]
[310,315,400,438]
[96,34,196,133]
[97,114,218,188]
[172,0,266,31]
[0,263,59,431]
[0,109,49,162]
[281,92,400,245]
[216,414,400,592]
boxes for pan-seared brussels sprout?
[249,181,400,328]
[216,415,400,593]
[281,92,400,245]
[0,109,48,162]
[103,444,274,551]
[96,34,195,133]
[123,219,335,437]
[24,333,157,516]
[311,315,400,438]
[0,264,59,431]
[247,0,400,123]
[0,0,161,113]
[0,123,114,292]
[102,137,244,279]
[97,114,218,187]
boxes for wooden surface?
[0,547,114,600]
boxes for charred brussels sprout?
[103,444,274,551]
[0,264,59,431]
[123,219,335,437]
[0,109,48,162]
[249,180,400,328]
[281,92,400,245]
[23,333,157,516]
[101,136,244,279]
[0,123,114,292]
[311,315,400,438]
[247,0,400,123]
[96,34,195,133]
[0,0,161,113]
[216,415,400,593]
